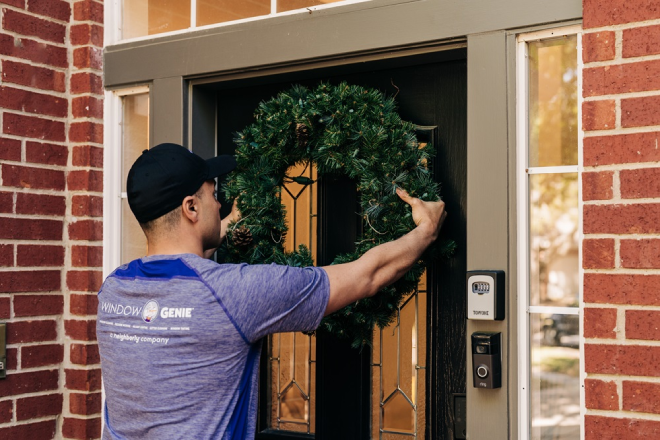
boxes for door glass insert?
[372,273,427,439]
[269,162,318,434]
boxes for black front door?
[202,48,467,440]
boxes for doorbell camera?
[471,332,501,389]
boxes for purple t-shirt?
[97,253,329,440]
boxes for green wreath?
[223,82,454,347]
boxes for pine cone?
[232,226,253,248]
[296,123,309,148]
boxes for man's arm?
[322,188,446,316]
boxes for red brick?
[72,145,103,167]
[585,273,660,305]
[584,60,660,97]
[583,238,615,269]
[0,270,60,293]
[72,96,103,119]
[63,416,102,440]
[626,310,660,341]
[0,244,12,266]
[624,24,660,58]
[0,0,24,8]
[7,320,57,343]
[584,0,660,28]
[621,167,660,199]
[585,344,660,376]
[14,295,63,317]
[586,415,660,440]
[0,136,21,161]
[68,219,102,241]
[26,141,68,166]
[2,164,65,190]
[2,60,65,92]
[584,307,617,339]
[0,420,56,440]
[584,203,660,234]
[0,217,62,240]
[70,294,98,316]
[70,392,102,415]
[20,344,64,368]
[67,271,102,292]
[70,343,100,365]
[582,172,613,201]
[17,244,64,266]
[3,113,65,142]
[0,400,12,423]
[72,195,103,217]
[0,369,58,398]
[0,191,12,213]
[583,31,616,63]
[70,23,103,47]
[65,368,102,392]
[69,122,103,144]
[0,33,67,68]
[67,169,103,192]
[27,0,71,22]
[623,381,660,416]
[73,0,103,24]
[585,379,619,410]
[621,239,660,269]
[0,296,9,318]
[6,348,16,370]
[584,132,660,166]
[65,320,97,341]
[73,46,102,70]
[3,9,66,44]
[16,393,62,420]
[583,100,615,131]
[72,245,102,267]
[16,193,65,216]
[622,95,660,128]
[70,72,103,95]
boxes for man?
[97,143,446,439]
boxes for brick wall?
[0,1,103,438]
[582,0,660,438]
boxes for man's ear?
[182,195,198,222]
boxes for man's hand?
[395,187,447,240]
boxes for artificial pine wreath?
[223,82,455,347]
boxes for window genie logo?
[142,300,159,323]
[100,301,143,317]
[160,307,194,319]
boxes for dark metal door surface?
[209,49,467,440]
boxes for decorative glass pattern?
[372,273,427,439]
[269,162,318,433]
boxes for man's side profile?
[97,143,446,440]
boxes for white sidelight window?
[104,87,150,275]
[516,25,583,440]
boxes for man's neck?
[146,235,203,258]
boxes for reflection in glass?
[372,274,427,439]
[277,0,344,12]
[121,93,149,264]
[529,173,579,307]
[197,0,270,27]
[528,35,578,167]
[123,0,190,39]
[269,162,317,434]
[530,313,580,440]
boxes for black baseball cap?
[127,143,236,223]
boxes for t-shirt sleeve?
[208,263,330,343]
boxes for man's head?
[127,143,236,244]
